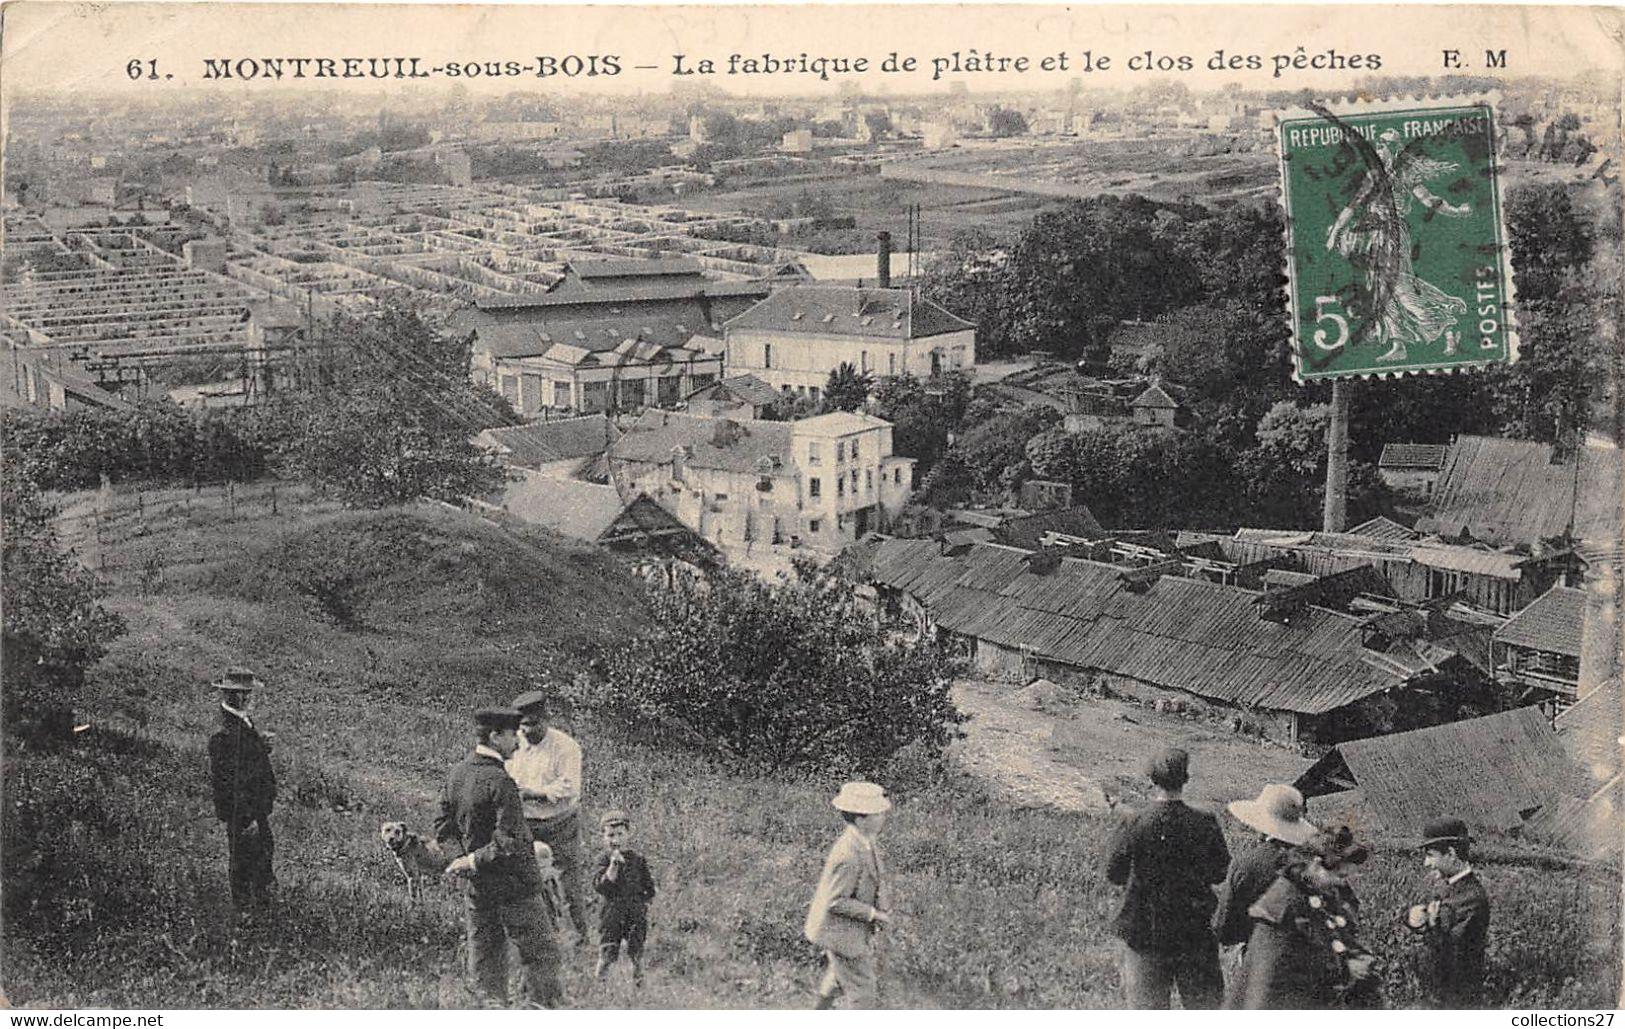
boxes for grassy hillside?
[4,488,1620,1008]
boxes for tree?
[872,372,970,479]
[987,107,1029,137]
[603,568,963,772]
[823,362,874,412]
[2,462,126,741]
[920,228,1015,358]
[269,304,510,508]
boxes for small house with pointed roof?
[1493,584,1587,706]
[1378,442,1450,495]
[722,285,975,401]
[685,373,780,420]
[1129,382,1185,429]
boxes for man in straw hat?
[207,666,277,909]
[1213,783,1319,1003]
[1406,817,1491,1008]
[507,686,589,945]
[1105,747,1231,1009]
[804,781,894,1009]
[436,706,564,1008]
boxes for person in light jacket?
[804,781,893,1009]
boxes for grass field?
[4,486,1620,1008]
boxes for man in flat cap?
[1105,747,1231,1009]
[436,706,564,1008]
[1406,817,1491,1008]
[207,667,277,910]
[506,687,589,944]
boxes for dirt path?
[951,679,1312,813]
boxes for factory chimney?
[876,231,892,290]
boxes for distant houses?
[608,409,915,552]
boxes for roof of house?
[495,473,629,543]
[472,316,717,359]
[1556,679,1623,783]
[478,416,620,468]
[1130,383,1181,410]
[1493,585,1587,656]
[1295,705,1585,835]
[473,277,773,312]
[566,257,705,281]
[723,286,975,341]
[610,409,795,476]
[1347,515,1421,542]
[794,410,893,436]
[688,373,779,409]
[1378,443,1450,470]
[865,538,1403,716]
[1417,434,1624,545]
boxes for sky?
[1,2,1621,102]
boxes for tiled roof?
[1494,584,1587,657]
[724,286,974,340]
[1417,434,1624,545]
[689,374,779,408]
[473,316,716,360]
[1296,706,1584,835]
[866,539,1401,715]
[480,416,620,468]
[609,410,795,476]
[1378,443,1450,470]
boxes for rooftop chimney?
[876,231,892,290]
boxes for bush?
[602,567,963,773]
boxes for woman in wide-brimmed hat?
[1241,825,1383,1010]
[1213,785,1319,1005]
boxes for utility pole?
[1322,379,1349,532]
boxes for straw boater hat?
[212,666,263,692]
[831,782,892,815]
[1228,784,1319,846]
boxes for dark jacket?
[593,849,656,911]
[435,749,543,904]
[208,708,276,825]
[1243,869,1378,1009]
[1106,799,1231,953]
[1214,838,1291,946]
[1421,871,1491,1007]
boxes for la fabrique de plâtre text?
[186,46,1385,84]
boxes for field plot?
[883,137,1278,206]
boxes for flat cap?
[599,809,631,828]
[1420,817,1471,849]
[511,689,553,714]
[475,706,521,731]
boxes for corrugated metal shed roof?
[1494,585,1586,656]
[1348,515,1422,541]
[1297,706,1585,835]
[867,540,1400,715]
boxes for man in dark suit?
[207,667,277,909]
[1105,747,1231,1009]
[1406,817,1492,1008]
[436,706,563,1008]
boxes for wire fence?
[54,480,338,572]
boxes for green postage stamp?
[1277,98,1518,382]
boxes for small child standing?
[593,809,656,982]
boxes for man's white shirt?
[506,727,582,821]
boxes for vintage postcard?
[1,1,1622,1013]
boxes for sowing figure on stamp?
[1324,128,1471,362]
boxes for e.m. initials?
[1441,49,1508,69]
